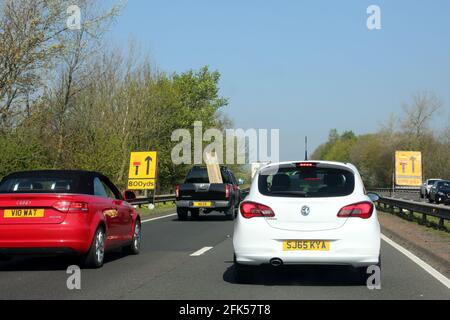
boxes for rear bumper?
[234,250,380,267]
[234,217,381,268]
[176,200,231,209]
[0,216,93,255]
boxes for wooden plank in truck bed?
[205,151,223,184]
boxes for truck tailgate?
[178,184,228,201]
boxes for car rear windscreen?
[185,167,231,184]
[0,174,83,194]
[258,164,355,198]
[437,181,450,189]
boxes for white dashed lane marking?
[190,247,214,257]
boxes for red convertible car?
[0,170,141,268]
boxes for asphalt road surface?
[0,212,449,300]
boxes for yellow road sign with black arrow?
[128,152,158,190]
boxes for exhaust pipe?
[270,258,283,267]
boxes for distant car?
[176,166,242,221]
[0,170,141,268]
[420,179,442,198]
[428,180,450,204]
[233,161,381,284]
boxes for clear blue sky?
[107,0,450,161]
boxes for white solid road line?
[190,247,214,257]
[142,213,177,223]
[381,234,450,290]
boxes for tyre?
[225,206,235,221]
[436,197,442,204]
[190,209,200,220]
[429,197,434,203]
[177,207,188,221]
[123,219,141,255]
[82,227,106,269]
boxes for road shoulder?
[379,211,450,278]
[136,204,176,220]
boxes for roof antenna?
[304,136,309,161]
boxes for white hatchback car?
[233,161,381,282]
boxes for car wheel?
[429,197,434,203]
[83,227,105,269]
[190,209,200,220]
[177,208,188,221]
[436,197,442,204]
[123,219,141,255]
[225,206,235,221]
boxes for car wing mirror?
[123,190,137,202]
[367,192,380,202]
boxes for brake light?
[225,184,231,199]
[296,162,317,167]
[337,202,373,219]
[53,201,89,213]
[240,202,275,219]
[175,185,180,198]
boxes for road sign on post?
[128,152,158,190]
[395,151,422,187]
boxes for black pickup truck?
[175,166,242,220]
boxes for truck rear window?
[185,167,231,184]
[258,164,355,198]
[0,175,82,194]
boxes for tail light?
[53,201,89,213]
[296,162,317,168]
[175,185,180,198]
[337,202,373,219]
[240,202,275,219]
[225,184,231,199]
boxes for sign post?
[152,156,159,206]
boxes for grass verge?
[377,204,450,232]
[136,202,176,220]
